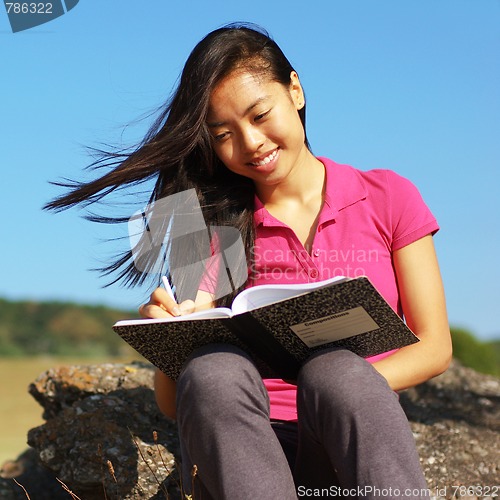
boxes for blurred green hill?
[450,326,500,377]
[0,298,139,358]
[0,298,498,376]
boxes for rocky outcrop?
[1,363,181,500]
[401,362,499,496]
[0,360,499,499]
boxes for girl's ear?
[289,71,305,110]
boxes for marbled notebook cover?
[113,277,418,380]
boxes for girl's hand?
[139,287,195,319]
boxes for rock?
[399,361,500,496]
[1,362,182,500]
[28,363,158,421]
[1,359,499,499]
[0,448,70,500]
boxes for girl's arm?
[139,288,215,420]
[372,234,452,391]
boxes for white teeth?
[251,149,278,166]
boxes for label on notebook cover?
[289,306,379,347]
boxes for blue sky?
[1,1,499,340]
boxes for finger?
[139,303,172,319]
[149,288,181,316]
[179,299,196,316]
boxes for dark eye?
[214,132,228,142]
[255,110,270,121]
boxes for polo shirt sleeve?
[385,170,439,251]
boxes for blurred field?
[0,356,137,466]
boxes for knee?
[299,349,375,386]
[178,344,255,396]
[297,349,393,410]
[176,343,268,416]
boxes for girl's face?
[207,69,308,191]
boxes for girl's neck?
[256,150,325,209]
[256,151,326,252]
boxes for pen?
[161,275,177,303]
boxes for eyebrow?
[207,95,272,128]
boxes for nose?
[239,125,265,153]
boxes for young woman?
[47,23,452,499]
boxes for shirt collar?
[319,157,367,214]
[254,157,367,227]
[254,196,280,227]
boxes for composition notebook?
[113,276,419,380]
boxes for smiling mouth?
[249,148,279,167]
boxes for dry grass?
[9,431,195,499]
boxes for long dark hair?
[45,22,309,306]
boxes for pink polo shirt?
[251,157,439,421]
[200,157,439,421]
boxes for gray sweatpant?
[175,344,429,499]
